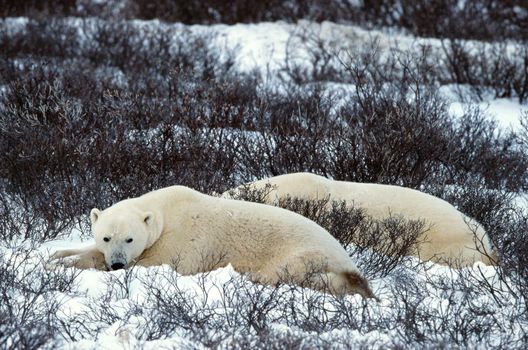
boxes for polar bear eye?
[126,238,133,243]
[103,237,111,242]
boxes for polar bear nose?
[111,262,125,270]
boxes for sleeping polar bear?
[50,185,375,298]
[222,173,498,267]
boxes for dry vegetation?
[0,1,527,348]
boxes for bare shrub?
[442,40,528,103]
[127,262,526,348]
[0,69,243,240]
[2,0,526,42]
[0,192,82,242]
[277,197,428,277]
[0,18,79,59]
[6,244,520,349]
[361,0,528,41]
[0,23,247,240]
[0,248,78,349]
[0,0,77,17]
[134,266,291,347]
[126,0,359,24]
[226,185,424,278]
[271,31,528,191]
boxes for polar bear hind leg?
[252,254,375,298]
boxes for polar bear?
[222,173,498,267]
[50,185,375,298]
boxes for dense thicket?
[1,0,526,40]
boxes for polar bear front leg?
[51,244,98,260]
[49,244,106,270]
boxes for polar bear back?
[126,186,360,276]
[223,173,496,266]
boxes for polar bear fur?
[222,173,498,267]
[51,185,375,298]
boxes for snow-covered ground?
[449,97,526,131]
[2,230,519,349]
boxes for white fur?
[222,173,498,266]
[50,186,375,298]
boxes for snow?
[0,17,29,34]
[449,98,526,130]
[2,229,515,349]
[216,22,292,73]
[211,20,446,80]
[1,10,527,350]
[513,192,528,213]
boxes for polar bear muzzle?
[109,251,127,270]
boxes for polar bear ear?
[90,208,101,224]
[143,212,154,226]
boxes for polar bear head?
[90,206,160,270]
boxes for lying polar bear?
[50,185,375,298]
[222,173,498,267]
